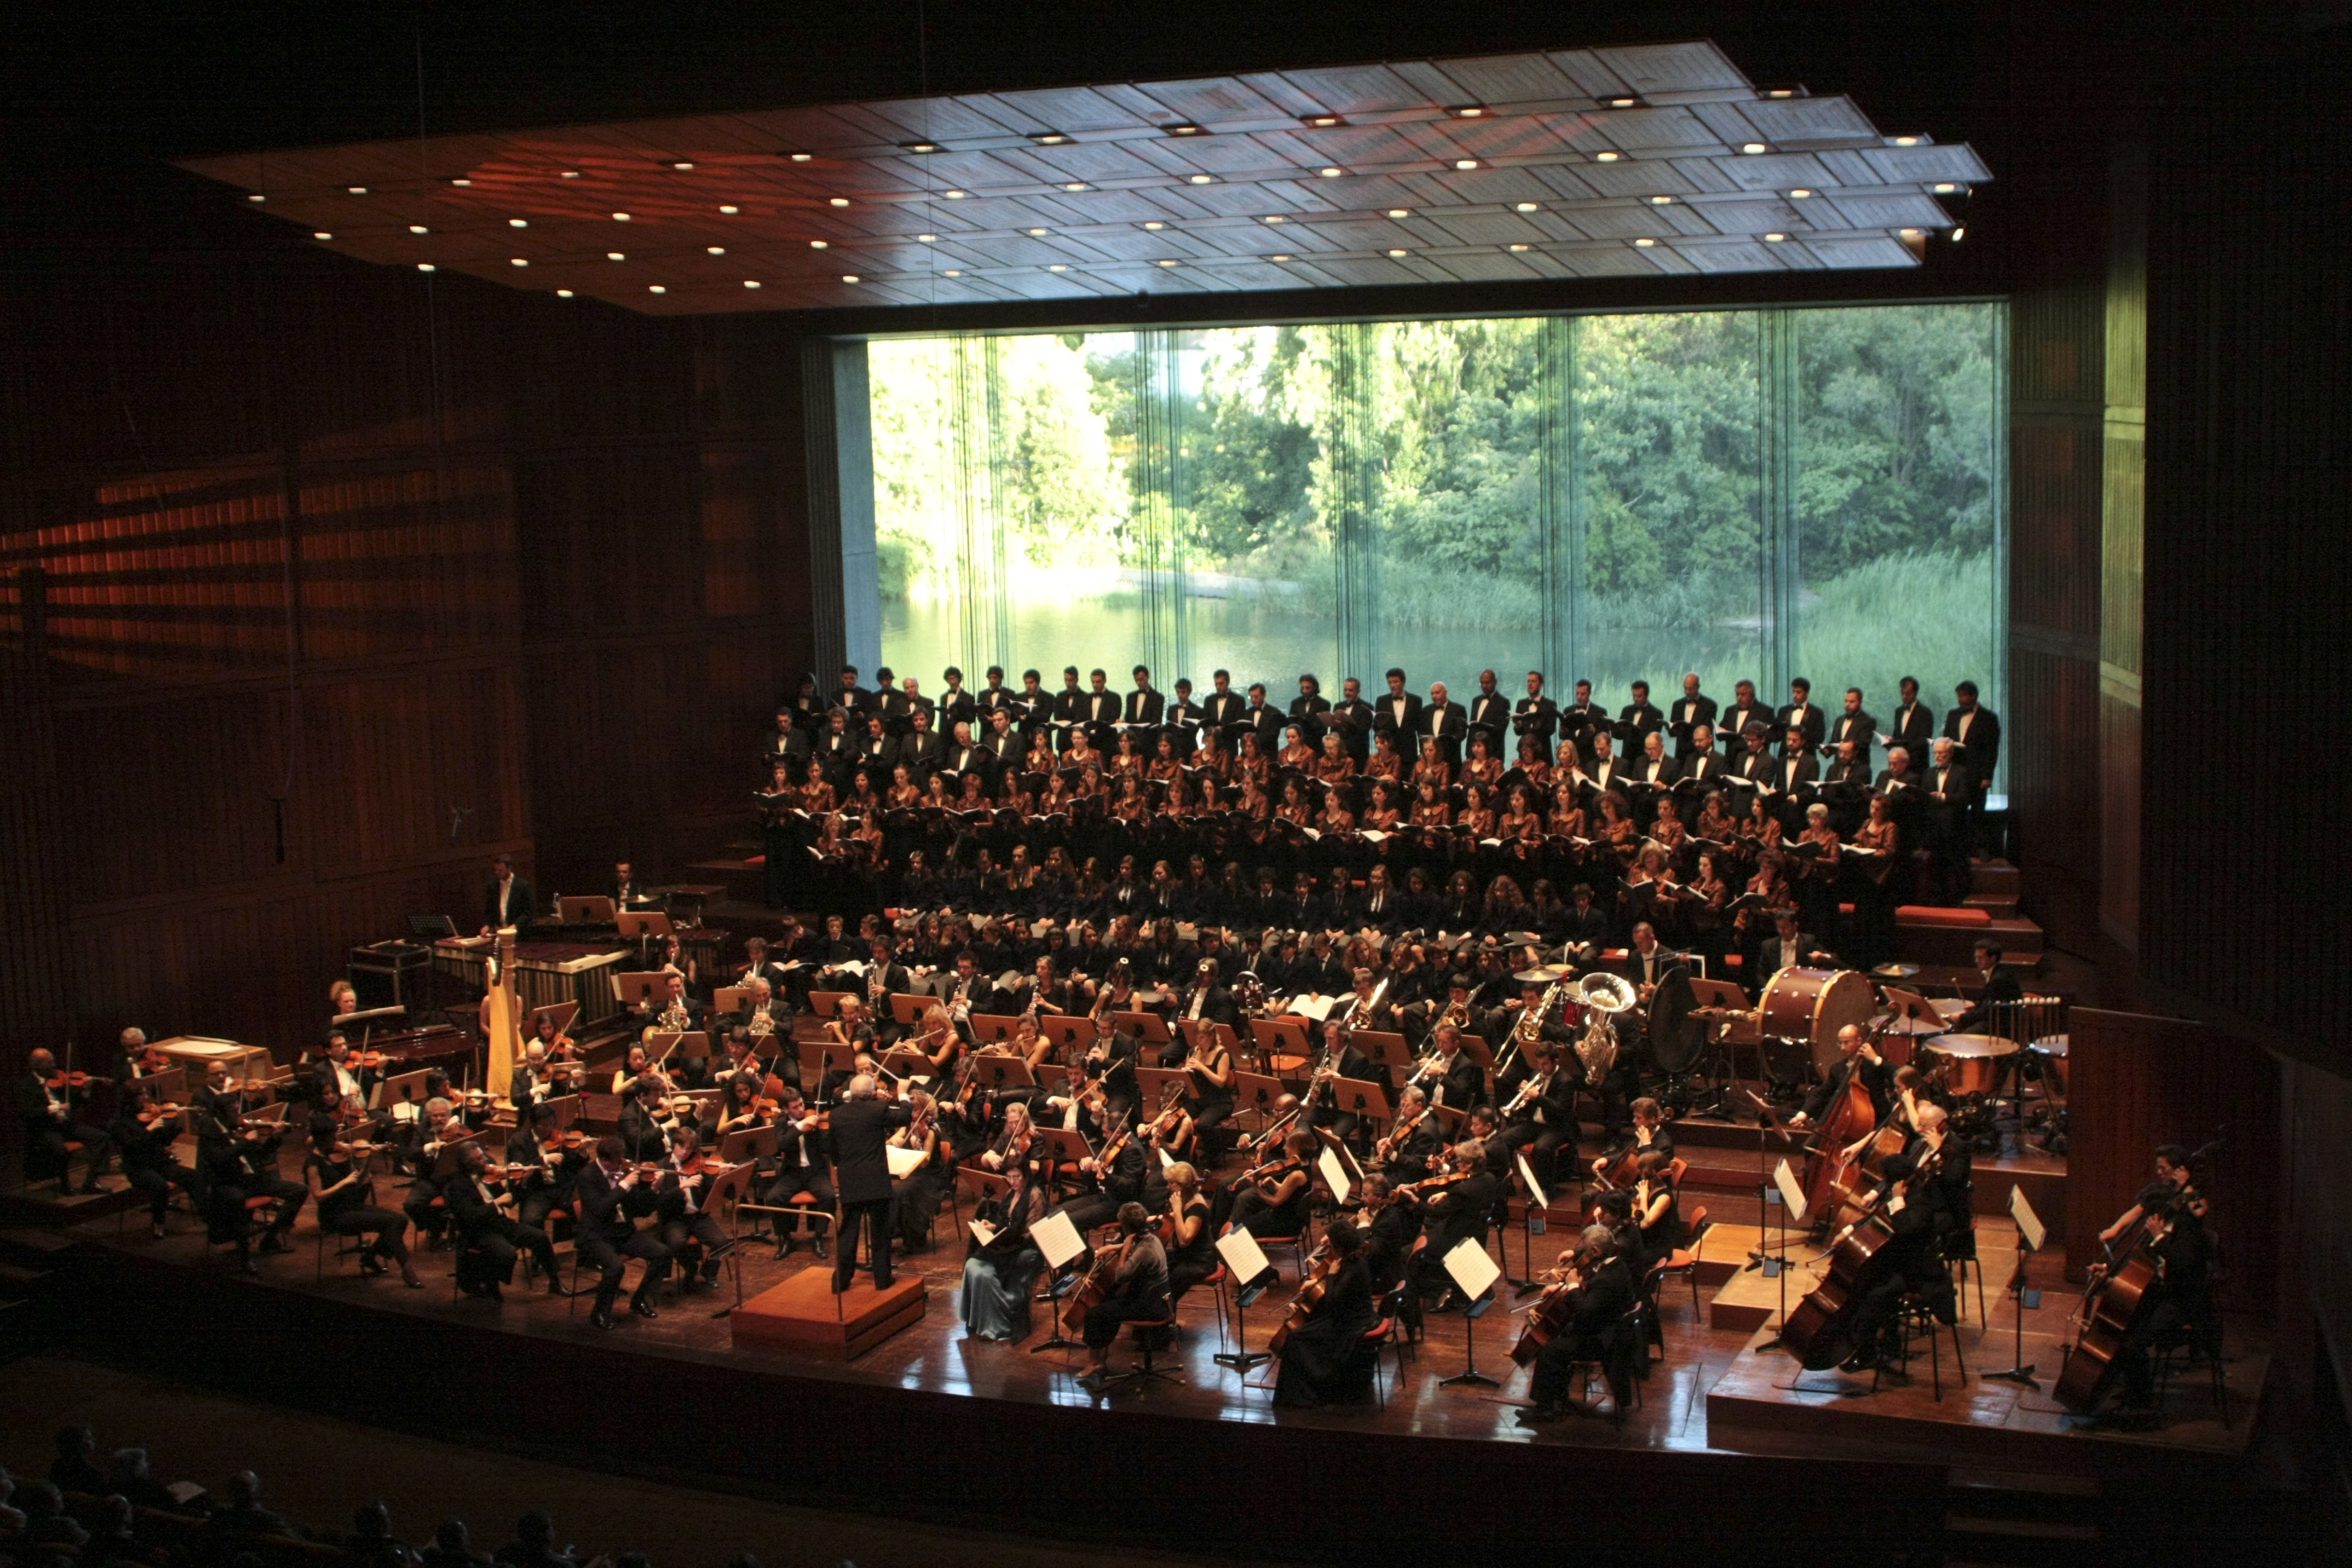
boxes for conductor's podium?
[730,1268,928,1361]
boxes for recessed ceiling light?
[1633,237,1656,247]
[1508,243,1530,252]
[1595,151,1621,162]
[901,143,939,154]
[1048,263,1068,272]
[247,193,266,201]
[509,218,528,227]
[673,160,695,171]
[1028,227,1049,236]
[1188,174,1214,185]
[1157,258,1178,267]
[1741,143,1768,154]
[1305,115,1340,128]
[1895,136,1921,146]
[1898,227,1922,237]
[1031,132,1071,146]
[1451,106,1486,119]
[1609,97,1637,108]
[1454,158,1479,170]
[1932,182,1962,194]
[1143,221,1165,230]
[1167,124,1203,136]
[707,246,725,254]
[312,230,332,240]
[556,289,574,297]
[450,178,471,188]
[409,224,429,234]
[1789,188,1814,198]
[1648,195,1675,204]
[916,234,937,243]
[1766,88,1795,99]
[810,240,828,249]
[743,279,761,288]
[1515,201,1540,212]
[1387,207,1410,218]
[1063,182,1087,192]
[612,212,632,221]
[1319,166,1344,178]
[830,197,850,207]
[648,285,665,293]
[416,262,434,271]
[1951,226,1965,241]
[1263,214,1285,224]
[607,251,626,260]
[1387,248,1408,257]
[944,269,961,276]
[788,151,813,162]
[841,274,860,283]
[944,189,966,199]
[1272,253,1293,261]
[1763,232,1786,242]
[560,171,579,179]
[511,257,529,266]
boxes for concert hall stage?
[34,1192,2285,1566]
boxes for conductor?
[828,1073,912,1294]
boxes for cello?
[2053,1133,2219,1413]
[1509,1259,1587,1367]
[1267,1237,1338,1353]
[1777,1135,1950,1371]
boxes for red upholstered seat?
[1895,904,1990,929]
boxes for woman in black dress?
[302,1115,421,1288]
[1160,1161,1218,1308]
[1273,1217,1378,1408]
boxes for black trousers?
[834,1197,893,1292]
[578,1230,671,1311]
[659,1210,731,1281]
[124,1160,197,1226]
[1495,1119,1573,1187]
[759,1166,834,1235]
[462,1215,558,1285]
[324,1203,412,1267]
[27,1122,112,1187]
[1531,1328,1627,1408]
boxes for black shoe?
[812,1236,829,1261]
[1516,1404,1560,1425]
[631,1298,658,1320]
[1839,1350,1878,1373]
[547,1277,571,1297]
[774,1235,796,1259]
[151,1221,167,1240]
[359,1254,387,1277]
[258,1233,293,1256]
[240,1255,260,1276]
[590,1307,616,1330]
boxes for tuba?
[1573,971,1636,1082]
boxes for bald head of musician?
[1788,1025,1878,1128]
[1644,731,1666,763]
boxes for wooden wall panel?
[299,462,516,661]
[514,448,704,632]
[301,665,529,875]
[2066,1008,2280,1314]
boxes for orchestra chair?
[684,1163,757,1306]
[735,1184,835,1259]
[2151,1316,2230,1426]
[452,1233,495,1302]
[1647,1209,1713,1351]
[1364,1285,1413,1409]
[1556,1302,1644,1424]
[1873,1290,1966,1402]
[1940,1217,1990,1326]
[1192,1260,1230,1344]
[1101,1308,1182,1394]
[206,1195,281,1266]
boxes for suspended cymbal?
[1513,965,1567,985]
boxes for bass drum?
[1758,968,1880,1076]
[1646,964,1705,1074]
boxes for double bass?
[1777,1135,1950,1371]
[2053,1134,2218,1413]
[1796,1018,1892,1232]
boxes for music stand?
[1040,1015,1095,1056]
[1437,1237,1504,1389]
[1033,1128,1092,1177]
[718,1124,779,1165]
[613,972,668,1013]
[1118,1010,1172,1047]
[973,1056,1036,1093]
[1355,1030,1414,1081]
[1984,1186,2046,1389]
[1134,1066,1189,1109]
[1029,1209,1091,1354]
[1511,1151,1550,1290]
[712,986,750,1017]
[558,896,616,925]
[1331,1077,1391,1131]
[806,990,852,1018]
[799,1041,858,1105]
[969,1014,1022,1044]
[1233,1072,1288,1128]
[890,993,929,1027]
[526,1000,581,1040]
[1213,1228,1275,1371]
[538,1094,583,1134]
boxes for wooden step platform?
[730,1266,928,1361]
[1708,1229,2020,1333]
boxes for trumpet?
[1503,1059,1556,1117]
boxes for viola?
[542,1129,591,1154]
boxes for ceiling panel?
[180,38,1984,314]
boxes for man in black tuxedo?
[1819,740,1875,834]
[1466,670,1512,754]
[1628,733,1680,826]
[1732,727,1779,793]
[482,854,535,933]
[877,674,926,738]
[1415,681,1469,766]
[1828,687,1877,759]
[1765,726,1821,830]
[832,664,874,716]
[1760,908,1828,974]
[1674,723,1728,806]
[1013,668,1053,738]
[1791,1024,1890,1130]
[1885,675,1935,768]
[1289,674,1331,747]
[934,667,976,737]
[574,1136,671,1327]
[1201,669,1247,737]
[858,939,913,1047]
[1241,682,1285,753]
[1123,664,1165,738]
[1667,672,1717,759]
[941,720,991,785]
[1574,734,1628,803]
[612,860,649,910]
[1373,668,1422,750]
[1328,676,1375,762]
[830,1074,912,1292]
[1353,864,1409,929]
[1616,680,1664,761]
[1943,679,2001,853]
[852,712,896,777]
[21,1048,113,1194]
[1719,679,1774,763]
[1776,678,1827,756]
[1949,936,2027,1033]
[1514,671,1560,763]
[1165,677,1204,753]
[1522,1225,1638,1419]
[898,707,947,783]
[975,664,1015,719]
[979,707,1022,777]
[1922,738,1975,897]
[1050,666,1087,749]
[1073,668,1117,750]
[446,1143,564,1299]
[1561,883,1615,962]
[1559,679,1608,766]
[1872,746,1927,836]
[814,707,857,784]
[763,710,809,772]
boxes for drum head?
[1809,970,1879,1074]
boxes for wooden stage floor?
[60,1178,2260,1480]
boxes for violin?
[45,1071,91,1091]
[347,1051,388,1071]
[1391,1168,1472,1204]
[136,1101,185,1127]
[1238,1153,1305,1198]
[541,1128,591,1154]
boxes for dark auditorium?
[6,4,2351,1566]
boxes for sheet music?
[967,1219,999,1247]
[1215,1227,1271,1284]
[1316,1146,1351,1207]
[1772,1157,1809,1224]
[886,1145,926,1178]
[1441,1236,1501,1300]
[1031,1208,1088,1272]
[2009,1184,2047,1251]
